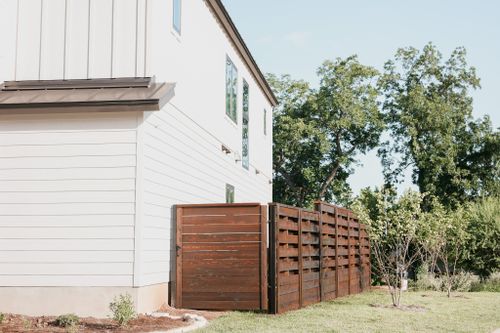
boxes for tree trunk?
[318,162,340,200]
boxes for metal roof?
[0,77,175,114]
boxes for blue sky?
[223,0,500,195]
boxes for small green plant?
[0,312,4,324]
[55,314,80,328]
[22,317,32,330]
[109,293,136,326]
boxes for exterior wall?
[136,0,273,287]
[0,0,149,81]
[0,112,139,287]
[0,0,274,312]
[148,0,274,182]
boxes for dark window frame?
[242,80,250,170]
[225,183,235,203]
[225,56,238,123]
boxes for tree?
[379,43,499,207]
[461,196,500,277]
[269,55,384,207]
[420,199,470,297]
[268,74,329,207]
[354,188,424,307]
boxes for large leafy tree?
[269,56,384,207]
[379,43,499,207]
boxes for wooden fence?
[174,203,268,311]
[268,202,370,314]
[173,202,370,313]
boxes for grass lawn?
[197,291,500,333]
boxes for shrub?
[54,314,80,328]
[471,271,500,292]
[450,271,480,292]
[461,197,500,277]
[109,293,136,326]
[0,312,4,324]
[413,264,443,291]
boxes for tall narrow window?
[225,56,238,123]
[172,0,181,34]
[263,109,267,135]
[226,184,235,203]
[242,80,250,170]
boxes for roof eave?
[204,0,278,107]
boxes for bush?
[109,293,136,326]
[450,271,480,292]
[461,197,500,277]
[471,272,500,292]
[413,265,480,292]
[0,313,4,324]
[413,265,443,291]
[54,314,79,328]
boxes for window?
[172,0,181,34]
[226,184,235,203]
[225,56,238,123]
[263,109,267,135]
[242,80,250,170]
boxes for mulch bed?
[0,313,190,333]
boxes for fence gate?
[173,203,268,311]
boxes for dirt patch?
[369,303,428,312]
[0,313,190,333]
[158,304,227,321]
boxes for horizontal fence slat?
[269,202,370,314]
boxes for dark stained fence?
[174,203,268,311]
[269,202,371,314]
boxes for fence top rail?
[175,202,261,208]
[268,202,319,215]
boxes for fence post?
[347,211,352,295]
[298,208,303,308]
[334,206,339,298]
[260,205,268,310]
[315,202,323,302]
[357,218,362,292]
[268,204,278,314]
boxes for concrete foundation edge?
[0,283,169,317]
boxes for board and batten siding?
[1,0,150,81]
[0,112,139,287]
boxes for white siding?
[4,0,149,81]
[0,112,138,287]
[134,0,273,286]
[1,0,274,290]
[138,102,272,285]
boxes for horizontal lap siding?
[140,104,271,286]
[0,112,138,287]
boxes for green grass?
[197,291,500,333]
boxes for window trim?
[225,56,238,124]
[225,183,235,203]
[264,108,267,135]
[242,79,250,170]
[172,0,182,35]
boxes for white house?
[0,0,276,316]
